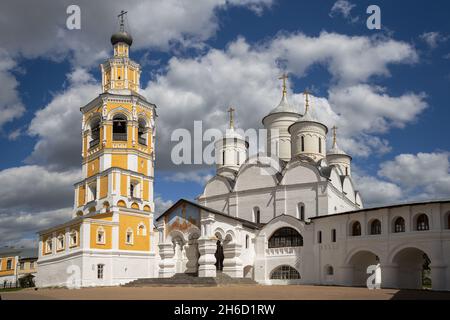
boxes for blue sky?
[0,0,449,247]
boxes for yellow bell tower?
[73,11,156,250]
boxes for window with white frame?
[57,234,65,250]
[126,228,134,244]
[46,239,53,253]
[130,180,140,198]
[137,223,146,236]
[6,259,12,270]
[96,227,105,244]
[88,182,97,202]
[70,230,78,246]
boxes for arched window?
[126,228,134,244]
[89,117,101,148]
[88,182,97,202]
[351,221,361,236]
[394,217,405,233]
[45,239,53,253]
[253,207,261,224]
[301,136,305,152]
[318,137,322,153]
[138,118,147,145]
[345,167,348,176]
[69,230,78,246]
[222,150,226,165]
[268,227,303,248]
[297,203,305,220]
[370,219,381,235]
[245,235,249,249]
[96,227,105,244]
[137,223,146,236]
[416,214,429,231]
[331,229,336,242]
[270,265,300,280]
[325,265,334,276]
[113,114,127,141]
[317,231,322,244]
[57,234,65,250]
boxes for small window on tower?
[138,118,147,145]
[301,136,305,152]
[88,183,97,202]
[130,180,140,199]
[319,137,322,153]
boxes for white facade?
[153,87,450,291]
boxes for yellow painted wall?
[90,224,112,249]
[119,214,150,251]
[90,212,113,221]
[143,180,149,201]
[87,158,100,177]
[78,185,86,207]
[0,257,16,276]
[112,154,127,169]
[121,174,128,197]
[138,156,147,175]
[99,175,108,199]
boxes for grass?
[0,287,23,292]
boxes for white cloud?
[154,195,174,218]
[378,152,450,199]
[329,0,359,23]
[0,208,72,246]
[0,0,273,67]
[26,68,99,170]
[0,50,25,130]
[352,174,403,207]
[164,169,214,185]
[0,165,80,211]
[420,31,449,49]
[143,32,423,167]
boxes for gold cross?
[278,73,288,97]
[332,125,338,146]
[303,89,310,113]
[227,107,235,129]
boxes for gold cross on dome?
[303,89,310,113]
[227,107,235,129]
[332,125,338,146]
[278,73,288,97]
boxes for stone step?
[124,272,258,287]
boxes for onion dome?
[111,31,133,46]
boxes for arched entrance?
[347,250,380,287]
[392,247,431,290]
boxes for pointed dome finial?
[227,107,235,129]
[278,73,288,98]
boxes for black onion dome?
[111,31,133,46]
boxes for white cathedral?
[37,15,450,291]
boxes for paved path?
[2,285,450,300]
